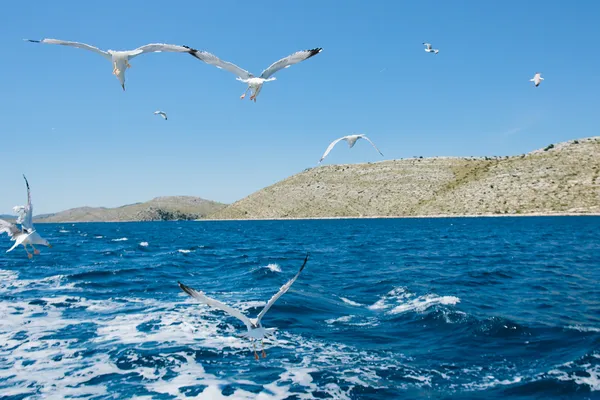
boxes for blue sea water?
[0,217,599,399]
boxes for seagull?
[0,220,32,258]
[178,253,309,360]
[530,72,544,87]
[423,42,439,54]
[1,175,51,258]
[154,110,168,120]
[24,38,191,91]
[319,134,384,163]
[184,46,323,102]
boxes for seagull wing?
[319,137,347,163]
[0,219,21,239]
[423,43,432,50]
[127,43,191,59]
[359,135,384,156]
[178,282,254,330]
[21,175,34,230]
[260,48,323,79]
[185,48,253,79]
[24,38,111,60]
[256,253,309,324]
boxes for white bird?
[184,46,323,102]
[319,134,384,164]
[24,38,191,91]
[0,220,32,257]
[423,42,439,54]
[154,110,168,120]
[178,253,309,360]
[530,72,544,87]
[2,175,51,258]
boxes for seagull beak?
[48,244,52,248]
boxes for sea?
[0,217,599,399]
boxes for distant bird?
[423,42,439,54]
[1,175,51,258]
[319,134,384,164]
[24,38,191,91]
[184,46,323,102]
[530,72,544,87]
[178,253,309,360]
[154,110,168,120]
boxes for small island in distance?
[11,137,599,223]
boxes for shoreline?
[197,212,600,222]
[30,212,600,223]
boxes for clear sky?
[1,1,599,214]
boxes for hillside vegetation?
[37,196,226,223]
[209,137,600,219]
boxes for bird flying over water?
[423,42,439,54]
[1,175,51,258]
[178,253,309,360]
[184,46,323,102]
[530,72,544,87]
[319,135,384,164]
[24,38,191,91]
[154,110,168,120]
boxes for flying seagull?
[154,110,168,120]
[184,46,323,102]
[24,38,191,91]
[319,134,384,163]
[1,175,51,258]
[178,253,309,360]
[0,220,32,258]
[423,42,439,54]
[530,72,544,87]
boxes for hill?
[208,137,600,219]
[36,196,226,223]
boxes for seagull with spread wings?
[530,72,544,87]
[179,253,309,360]
[319,134,384,164]
[423,42,439,54]
[154,110,168,120]
[0,220,32,258]
[1,175,51,258]
[184,46,323,102]
[24,38,191,91]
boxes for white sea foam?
[326,315,354,324]
[112,237,128,242]
[389,294,461,315]
[139,241,149,247]
[566,325,600,333]
[549,365,600,391]
[178,249,192,254]
[264,263,281,273]
[59,229,69,233]
[94,236,104,239]
[368,287,412,310]
[340,297,363,307]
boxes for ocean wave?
[339,297,363,307]
[112,237,128,242]
[263,263,281,273]
[566,325,600,333]
[389,294,460,315]
[139,242,149,247]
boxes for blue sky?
[1,1,598,214]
